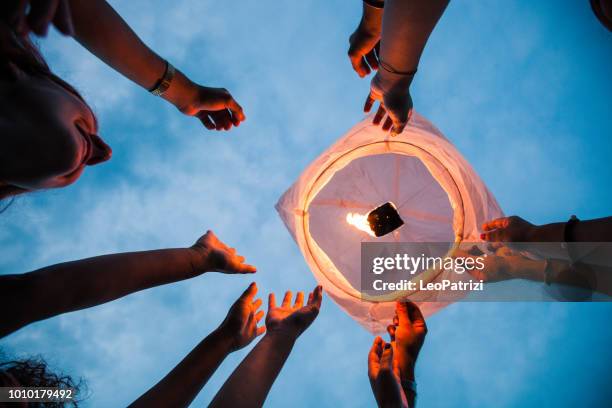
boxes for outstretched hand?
[386,301,427,376]
[5,0,74,37]
[190,231,256,275]
[265,286,323,340]
[481,216,535,243]
[348,30,380,78]
[218,283,266,351]
[174,84,246,131]
[368,336,406,408]
[365,76,413,136]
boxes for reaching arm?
[209,286,323,408]
[366,0,449,134]
[66,0,245,130]
[482,215,612,242]
[68,0,166,94]
[0,231,255,338]
[378,0,449,75]
[209,332,295,408]
[130,283,265,408]
[368,336,408,408]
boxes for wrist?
[525,224,540,242]
[210,326,236,353]
[161,69,198,113]
[513,258,546,282]
[396,354,416,381]
[186,246,211,276]
[264,330,299,347]
[527,223,564,242]
[372,70,414,97]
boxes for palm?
[266,307,313,332]
[395,324,425,357]
[266,287,323,339]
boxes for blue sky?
[1,0,612,406]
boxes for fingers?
[27,0,60,36]
[382,116,393,131]
[281,291,293,308]
[52,0,74,36]
[239,282,258,302]
[236,262,257,274]
[252,298,262,310]
[482,217,509,232]
[369,336,384,361]
[196,112,216,130]
[270,286,322,310]
[395,301,411,325]
[481,230,503,242]
[310,285,323,309]
[406,301,427,331]
[256,326,266,336]
[364,93,376,113]
[386,324,396,342]
[255,310,265,322]
[226,97,246,125]
[391,120,407,136]
[350,54,371,78]
[293,291,304,309]
[210,110,232,131]
[373,105,386,125]
[268,293,276,310]
[201,230,214,243]
[365,46,379,71]
[386,105,409,136]
[368,336,383,377]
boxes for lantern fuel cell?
[367,202,404,237]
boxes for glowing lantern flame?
[346,212,375,237]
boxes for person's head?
[0,357,84,407]
[0,10,111,200]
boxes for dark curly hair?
[0,356,87,407]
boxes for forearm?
[379,0,449,74]
[510,257,612,297]
[209,333,295,408]
[0,248,198,337]
[130,328,233,408]
[67,0,194,109]
[396,357,416,408]
[360,1,384,34]
[530,217,612,242]
[68,0,164,88]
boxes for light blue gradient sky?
[2,0,612,406]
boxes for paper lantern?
[276,113,503,332]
